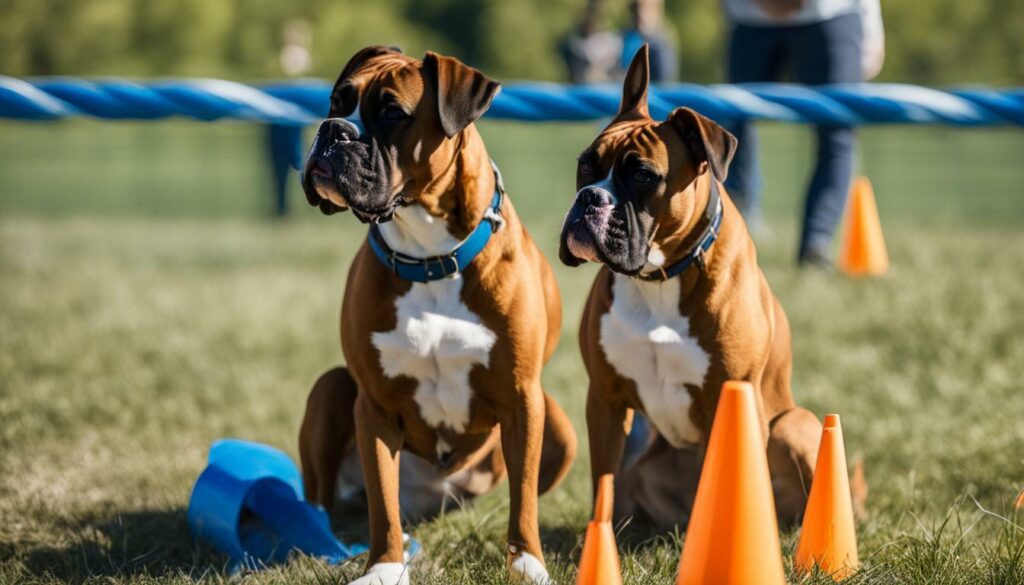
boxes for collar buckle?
[441,255,459,279]
[694,246,707,271]
[386,248,399,273]
[483,203,505,233]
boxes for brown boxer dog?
[558,46,822,532]
[298,46,576,585]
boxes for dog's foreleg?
[350,393,408,585]
[585,388,631,500]
[502,383,549,584]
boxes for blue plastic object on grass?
[187,439,413,572]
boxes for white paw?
[510,552,551,584]
[346,562,410,585]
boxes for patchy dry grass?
[1,121,1023,584]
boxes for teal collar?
[368,163,505,282]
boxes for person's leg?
[267,123,304,217]
[725,23,785,222]
[791,13,863,264]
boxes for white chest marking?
[377,204,462,256]
[371,204,497,433]
[599,274,710,448]
[643,243,666,273]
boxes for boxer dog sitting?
[298,46,576,585]
[559,45,822,531]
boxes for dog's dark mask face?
[301,46,500,224]
[558,45,737,275]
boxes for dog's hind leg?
[298,366,358,510]
[767,406,821,527]
[538,391,577,494]
[439,389,576,505]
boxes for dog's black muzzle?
[301,118,399,222]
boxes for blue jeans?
[267,124,304,217]
[725,12,863,259]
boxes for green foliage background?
[0,0,1021,84]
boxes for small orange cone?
[1015,488,1024,511]
[576,474,622,585]
[795,414,859,580]
[676,381,786,585]
[839,176,889,277]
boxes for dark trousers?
[725,12,862,258]
[267,124,304,217]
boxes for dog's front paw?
[346,562,410,585]
[510,552,551,584]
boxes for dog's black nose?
[577,186,613,209]
[319,117,361,143]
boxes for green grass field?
[1,119,1023,584]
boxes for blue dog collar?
[368,162,506,283]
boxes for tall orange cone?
[795,414,859,580]
[839,176,889,277]
[576,474,622,585]
[676,381,786,585]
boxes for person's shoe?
[798,245,835,272]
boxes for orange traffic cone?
[676,381,786,585]
[576,474,622,585]
[795,414,859,580]
[839,176,889,277]
[1015,487,1024,511]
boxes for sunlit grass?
[1,121,1023,584]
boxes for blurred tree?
[307,0,454,79]
[880,0,1024,85]
[0,0,1020,84]
[665,0,723,83]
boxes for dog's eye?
[632,167,657,184]
[578,160,594,176]
[380,104,410,122]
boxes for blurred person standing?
[621,0,677,82]
[722,0,884,266]
[560,0,622,83]
[266,19,312,217]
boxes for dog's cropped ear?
[423,51,501,138]
[328,45,403,117]
[669,107,738,183]
[618,44,650,118]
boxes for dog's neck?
[378,126,495,257]
[646,171,719,272]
